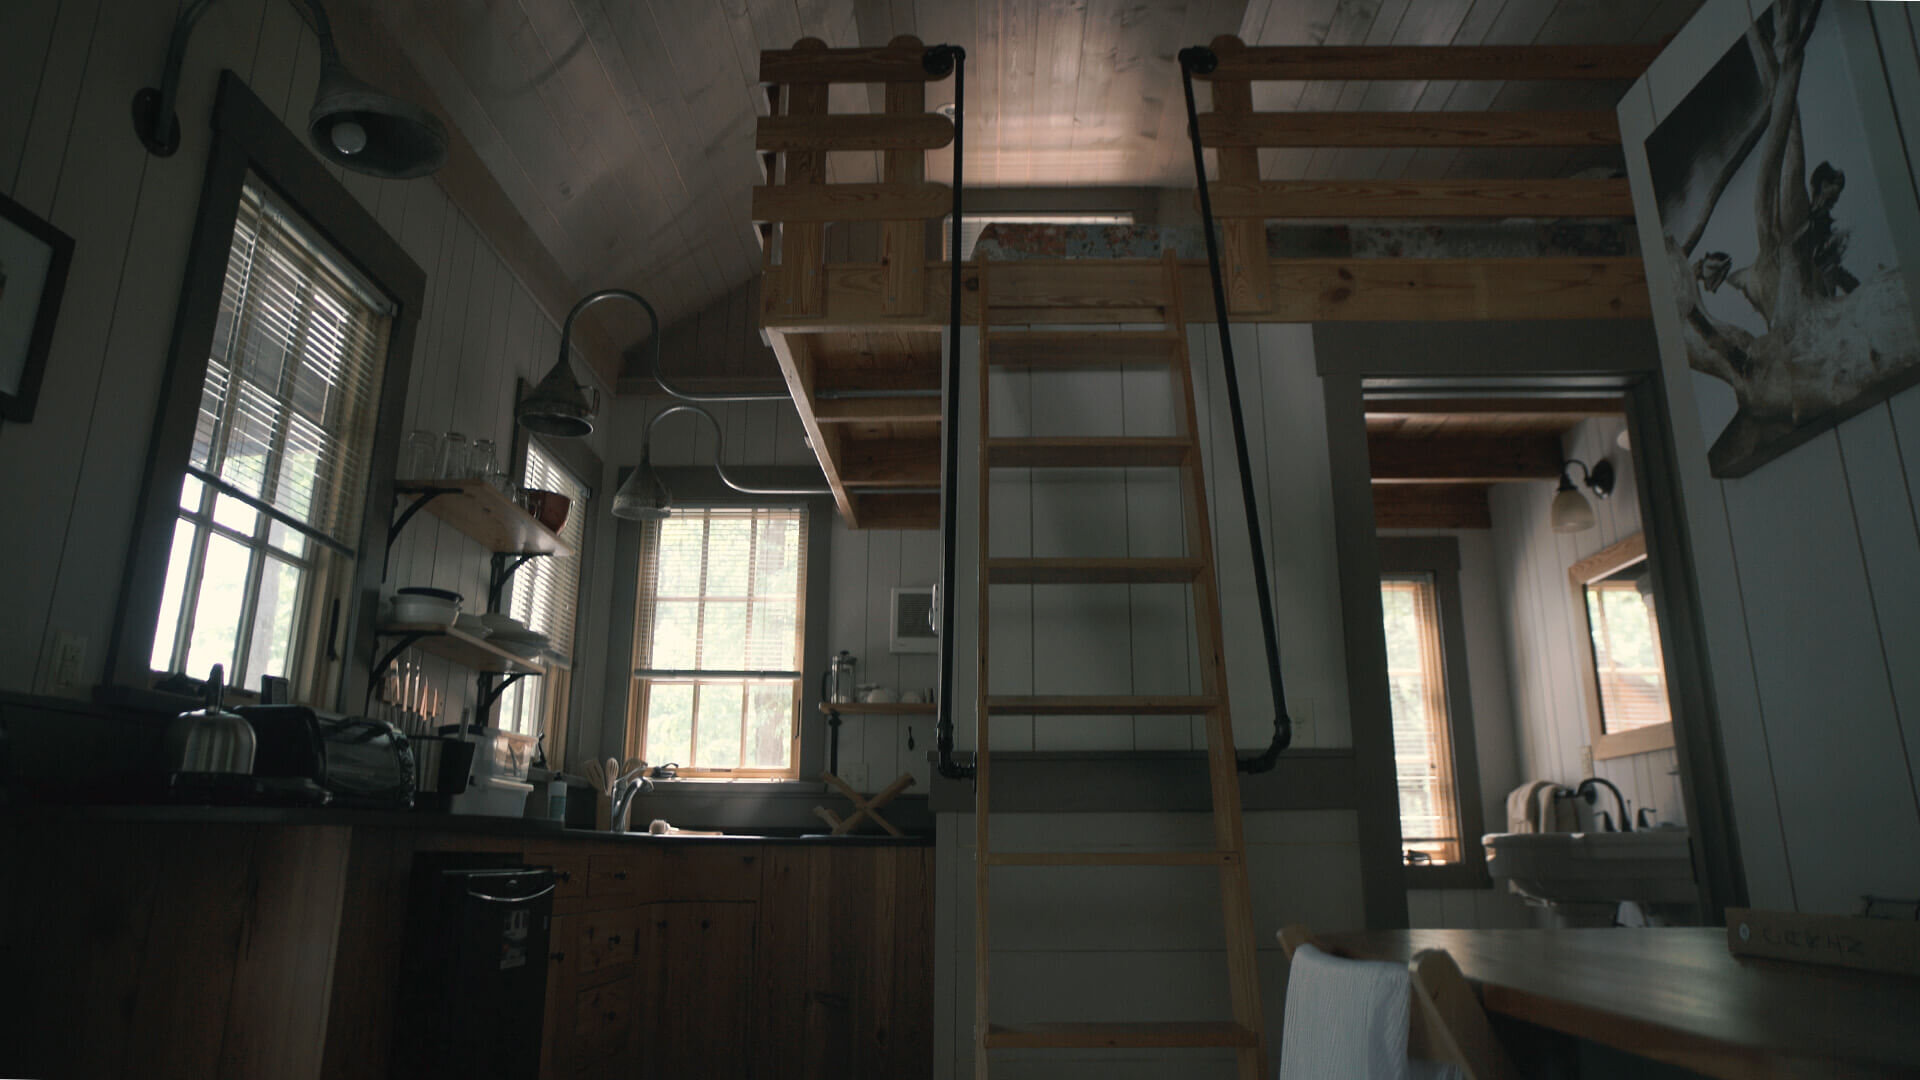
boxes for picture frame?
[1642,0,1920,478]
[0,190,74,423]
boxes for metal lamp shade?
[308,63,448,179]
[516,355,598,438]
[611,455,672,521]
[1549,479,1597,533]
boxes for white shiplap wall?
[0,0,615,757]
[1490,416,1687,831]
[1621,0,1920,913]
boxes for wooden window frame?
[107,71,423,711]
[1569,532,1677,760]
[605,468,834,785]
[626,504,811,780]
[1378,537,1492,890]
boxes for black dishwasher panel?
[394,853,558,1079]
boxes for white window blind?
[511,441,590,663]
[190,180,391,549]
[151,177,391,687]
[1381,575,1462,865]
[631,507,808,775]
[1585,580,1672,734]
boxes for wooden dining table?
[1318,928,1920,1079]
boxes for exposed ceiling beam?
[1367,434,1563,484]
[1373,486,1492,530]
[1195,43,1663,83]
[1196,111,1621,149]
[1204,178,1634,219]
[1364,397,1623,418]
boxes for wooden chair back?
[1277,925,1519,1080]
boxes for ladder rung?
[984,1021,1260,1050]
[986,557,1201,585]
[985,850,1237,867]
[986,331,1182,369]
[986,436,1191,468]
[987,694,1221,715]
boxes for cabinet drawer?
[574,908,638,977]
[587,853,637,898]
[573,976,633,1067]
[532,853,590,901]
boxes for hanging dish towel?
[1279,944,1411,1080]
[1506,780,1557,832]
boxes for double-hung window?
[497,439,591,746]
[628,506,808,778]
[149,179,390,695]
[1377,536,1491,883]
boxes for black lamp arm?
[133,0,218,156]
[642,404,832,498]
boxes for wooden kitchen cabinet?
[633,901,759,1079]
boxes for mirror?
[1570,533,1675,757]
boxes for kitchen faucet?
[1576,777,1630,832]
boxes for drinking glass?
[437,432,468,479]
[399,430,438,480]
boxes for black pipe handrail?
[926,44,975,781]
[1178,46,1292,772]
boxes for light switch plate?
[50,631,87,690]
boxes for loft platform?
[751,35,1658,531]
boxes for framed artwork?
[1645,0,1920,477]
[0,191,73,423]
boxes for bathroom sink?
[1483,829,1696,906]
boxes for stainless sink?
[1483,829,1696,906]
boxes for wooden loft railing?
[752,36,1662,532]
[754,35,955,531]
[1187,35,1660,315]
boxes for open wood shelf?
[378,622,546,674]
[817,701,936,715]
[395,478,572,556]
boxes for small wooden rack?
[377,621,544,675]
[393,479,572,557]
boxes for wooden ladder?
[971,252,1268,1078]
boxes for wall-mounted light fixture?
[611,404,831,520]
[134,0,448,179]
[1550,457,1615,533]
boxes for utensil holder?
[595,791,632,832]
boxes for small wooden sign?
[1726,907,1920,977]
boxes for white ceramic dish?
[453,613,491,638]
[481,612,525,634]
[390,594,459,626]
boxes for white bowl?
[391,594,459,626]
[481,612,525,634]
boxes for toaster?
[239,705,415,810]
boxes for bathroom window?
[628,506,809,778]
[1377,537,1491,885]
[1571,533,1676,758]
[1382,575,1463,866]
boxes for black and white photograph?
[1647,0,1920,477]
[0,190,71,423]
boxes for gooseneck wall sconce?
[1550,457,1615,533]
[611,404,831,521]
[134,0,449,179]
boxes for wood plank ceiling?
[360,0,1698,375]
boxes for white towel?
[1506,780,1556,832]
[1279,944,1411,1080]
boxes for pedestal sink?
[1483,829,1697,909]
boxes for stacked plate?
[489,625,550,660]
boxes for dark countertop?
[0,803,933,845]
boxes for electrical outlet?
[50,631,88,690]
[1579,744,1595,780]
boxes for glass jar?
[470,438,499,482]
[399,430,438,480]
[437,432,468,479]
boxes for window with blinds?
[150,177,391,690]
[1584,576,1672,734]
[629,506,808,777]
[1381,575,1462,866]
[497,441,592,740]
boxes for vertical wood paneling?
[0,1,605,734]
